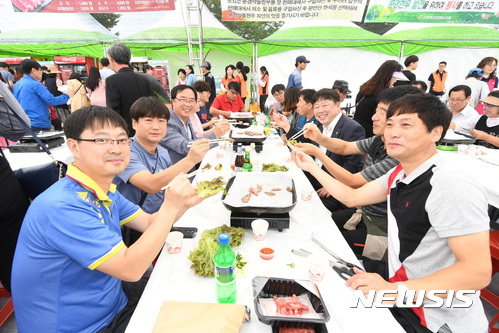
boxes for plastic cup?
[216,148,225,159]
[308,254,328,282]
[301,187,313,201]
[165,231,184,254]
[251,219,269,241]
[218,141,227,151]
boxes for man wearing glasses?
[209,81,246,118]
[161,85,230,164]
[451,90,499,149]
[270,84,285,114]
[12,106,204,333]
[446,85,479,127]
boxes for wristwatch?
[396,281,409,303]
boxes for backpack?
[0,83,31,142]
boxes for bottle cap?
[218,233,230,246]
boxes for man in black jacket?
[105,43,152,136]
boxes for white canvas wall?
[258,46,499,109]
[407,47,499,91]
[258,47,397,108]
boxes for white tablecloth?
[2,141,73,171]
[125,135,404,333]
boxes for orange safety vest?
[431,71,447,93]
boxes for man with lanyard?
[292,93,490,332]
[209,81,246,118]
[427,61,447,96]
[160,85,230,164]
[201,61,216,113]
[293,86,422,260]
[13,59,74,131]
[12,106,204,333]
[115,96,209,214]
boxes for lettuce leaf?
[197,176,228,198]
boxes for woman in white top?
[176,68,187,86]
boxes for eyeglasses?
[77,138,132,146]
[175,98,197,104]
[273,91,284,97]
[449,98,466,103]
[483,102,499,108]
[228,90,239,95]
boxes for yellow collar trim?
[66,164,117,202]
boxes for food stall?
[53,56,97,84]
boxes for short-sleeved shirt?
[212,93,245,113]
[356,135,398,216]
[378,153,489,332]
[12,164,142,333]
[0,68,14,85]
[115,139,173,213]
[287,68,303,89]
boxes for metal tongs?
[311,236,364,279]
[292,248,355,281]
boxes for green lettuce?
[197,176,228,198]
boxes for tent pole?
[398,41,405,62]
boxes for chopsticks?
[289,127,309,141]
[187,138,227,147]
[161,169,199,190]
[227,120,243,124]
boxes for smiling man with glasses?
[160,85,230,165]
[12,106,204,333]
[446,85,480,129]
[209,81,246,118]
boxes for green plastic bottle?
[214,233,237,304]
[242,150,253,172]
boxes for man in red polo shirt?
[210,81,246,118]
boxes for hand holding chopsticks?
[289,127,310,141]
[187,138,227,147]
[161,169,199,190]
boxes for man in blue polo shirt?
[12,106,203,333]
[13,59,74,131]
[115,96,209,214]
[287,55,310,90]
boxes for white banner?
[221,0,368,22]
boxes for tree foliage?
[90,13,121,30]
[202,0,284,41]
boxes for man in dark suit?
[306,88,365,213]
[105,43,152,136]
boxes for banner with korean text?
[11,0,174,13]
[365,0,499,24]
[221,0,368,21]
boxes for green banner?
[366,0,499,23]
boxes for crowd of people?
[0,44,498,333]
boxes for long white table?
[439,146,499,209]
[126,134,404,333]
[2,141,73,171]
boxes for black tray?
[229,130,267,144]
[252,276,330,326]
[221,175,296,214]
